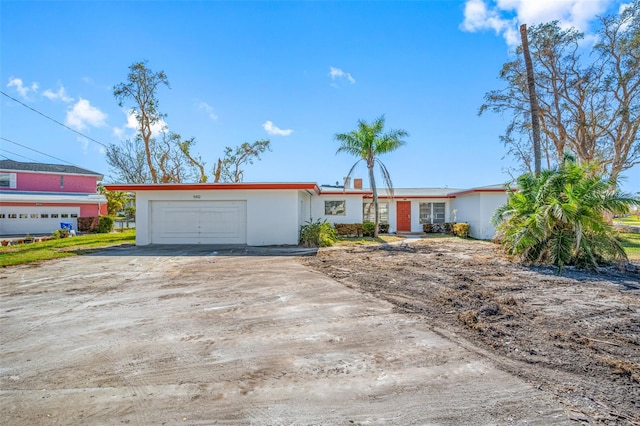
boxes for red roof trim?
[319,191,371,196]
[365,195,455,199]
[104,183,321,194]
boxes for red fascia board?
[103,183,321,194]
[319,191,371,196]
[365,195,456,199]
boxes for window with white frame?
[363,202,389,223]
[0,173,16,188]
[419,202,446,224]
[324,200,346,215]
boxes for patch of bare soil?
[302,238,640,425]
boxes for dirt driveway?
[0,245,570,425]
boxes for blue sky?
[1,0,638,194]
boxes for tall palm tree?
[335,115,408,237]
[492,155,637,271]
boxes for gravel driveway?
[1,245,569,425]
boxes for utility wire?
[1,136,79,166]
[0,148,41,163]
[0,90,109,148]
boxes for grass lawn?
[0,229,135,267]
[619,232,640,261]
[336,235,406,246]
[614,216,640,226]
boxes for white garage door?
[150,201,247,244]
[0,206,79,235]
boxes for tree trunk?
[520,24,542,176]
[213,158,222,183]
[368,162,379,238]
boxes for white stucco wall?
[452,192,508,240]
[134,189,305,246]
[312,194,364,225]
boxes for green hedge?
[97,216,115,233]
[453,223,470,238]
[363,222,376,237]
[334,223,364,237]
[423,222,470,238]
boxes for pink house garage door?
[0,206,79,235]
[150,201,247,244]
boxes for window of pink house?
[0,173,17,188]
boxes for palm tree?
[335,115,408,237]
[492,155,638,271]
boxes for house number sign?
[193,195,201,199]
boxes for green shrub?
[52,229,69,239]
[443,222,454,234]
[379,223,390,234]
[299,219,337,247]
[334,223,364,237]
[453,223,470,238]
[77,217,98,232]
[363,222,376,237]
[492,156,637,271]
[97,216,115,234]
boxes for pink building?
[0,160,107,235]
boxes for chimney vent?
[343,177,351,189]
[354,178,363,190]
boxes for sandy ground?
[303,238,640,425]
[0,245,572,425]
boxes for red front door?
[396,201,411,232]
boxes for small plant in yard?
[452,223,470,238]
[363,222,376,237]
[52,229,70,239]
[97,215,115,233]
[299,219,337,247]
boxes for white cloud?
[113,109,167,138]
[65,98,107,131]
[197,101,218,121]
[7,77,39,99]
[43,85,74,103]
[263,120,293,136]
[329,66,356,84]
[461,0,611,46]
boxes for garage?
[0,206,79,235]
[150,201,247,244]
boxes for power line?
[0,90,109,148]
[0,148,41,163]
[1,136,79,166]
